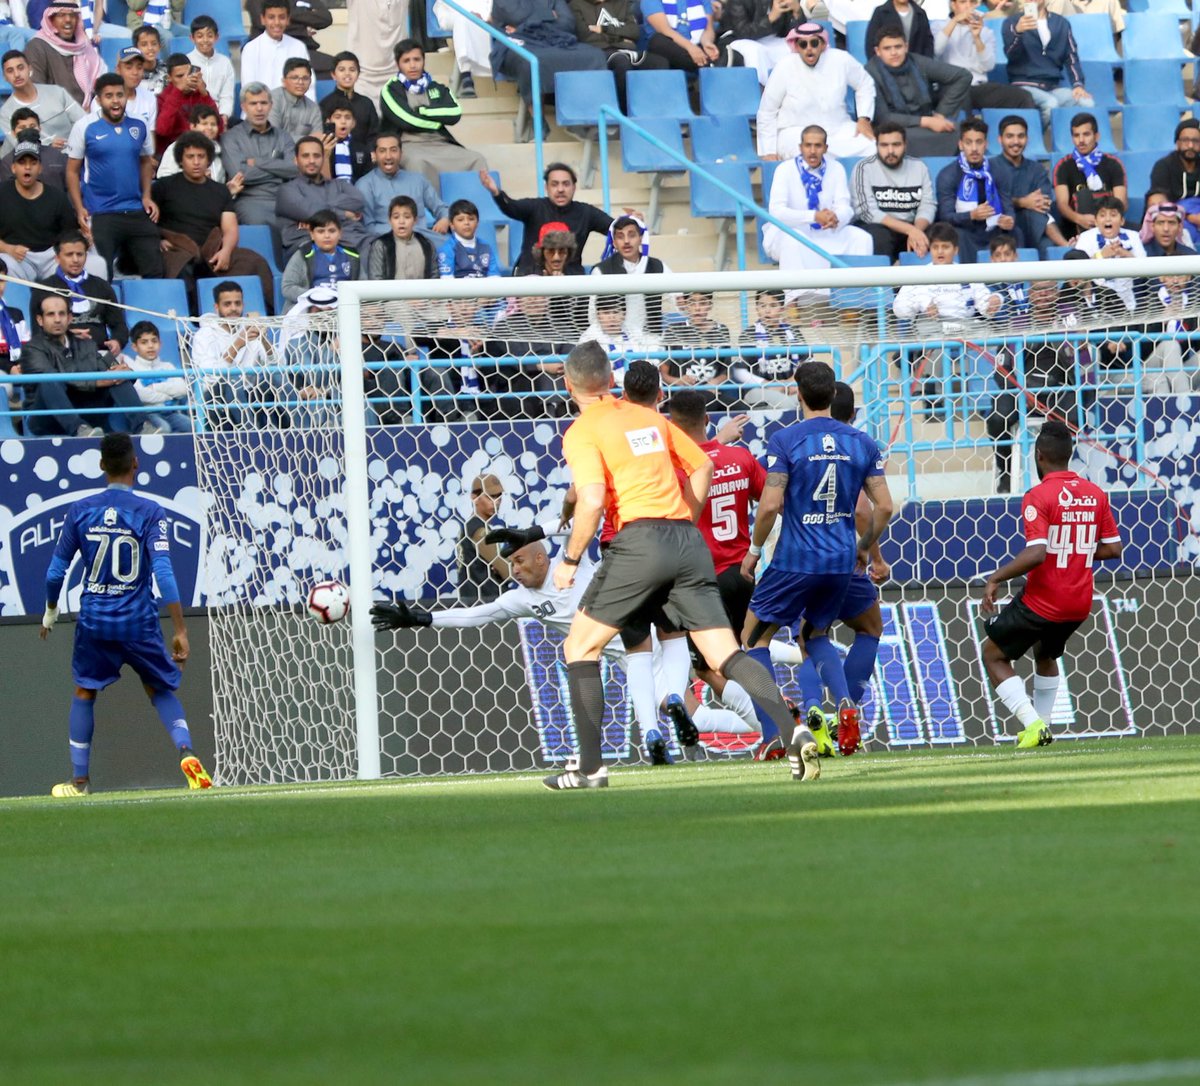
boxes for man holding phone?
[155,52,220,157]
[1002,0,1094,126]
[933,0,1035,111]
[269,56,324,143]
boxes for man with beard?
[588,215,669,339]
[988,113,1070,255]
[1147,119,1200,249]
[935,116,1018,263]
[26,0,102,108]
[866,28,971,157]
[275,133,371,256]
[480,161,615,273]
[65,73,162,277]
[849,121,935,261]
[1142,202,1195,258]
[757,23,876,161]
[355,131,449,239]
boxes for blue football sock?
[806,636,850,706]
[844,635,880,705]
[746,645,781,743]
[797,656,824,715]
[69,696,95,779]
[151,690,192,751]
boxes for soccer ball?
[307,580,350,624]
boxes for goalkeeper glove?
[369,601,433,631]
[482,523,546,558]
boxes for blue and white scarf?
[1072,146,1105,192]
[955,154,1001,229]
[0,305,23,363]
[659,0,707,43]
[797,156,826,230]
[398,72,432,95]
[333,138,353,180]
[1158,285,1190,334]
[55,269,92,316]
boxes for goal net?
[183,258,1200,783]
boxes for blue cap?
[117,45,144,63]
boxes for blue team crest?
[822,433,836,453]
[104,507,117,526]
[129,124,141,140]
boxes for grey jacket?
[269,90,323,144]
[275,174,370,253]
[220,122,298,201]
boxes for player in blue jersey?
[39,433,211,796]
[65,72,164,280]
[739,361,893,779]
[792,381,890,756]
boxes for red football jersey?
[1020,470,1120,622]
[692,439,767,574]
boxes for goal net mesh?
[182,264,1200,783]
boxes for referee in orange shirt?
[546,342,817,790]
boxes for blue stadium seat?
[898,251,933,265]
[118,278,190,319]
[1050,108,1117,153]
[690,162,755,269]
[689,116,760,167]
[621,117,686,174]
[923,156,954,181]
[99,37,126,70]
[1044,245,1070,260]
[183,0,250,44]
[1121,13,1190,59]
[845,20,870,63]
[698,67,761,121]
[438,169,506,221]
[1127,0,1190,12]
[171,36,194,56]
[316,80,335,102]
[1122,59,1189,109]
[553,70,620,185]
[627,70,695,123]
[976,247,1041,262]
[981,108,1044,156]
[238,224,282,275]
[197,275,266,316]
[1121,105,1185,152]
[1064,14,1120,63]
[1120,148,1160,208]
[1078,61,1118,109]
[4,281,30,322]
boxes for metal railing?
[440,0,545,192]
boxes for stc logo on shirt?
[626,427,664,456]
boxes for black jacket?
[31,273,128,349]
[593,253,666,336]
[366,230,439,280]
[866,0,935,58]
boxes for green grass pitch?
[3,738,1199,1085]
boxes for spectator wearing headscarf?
[25,0,102,107]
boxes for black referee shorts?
[984,595,1083,662]
[579,519,730,636]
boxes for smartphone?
[189,64,200,74]
[323,120,336,137]
[1022,2,1037,18]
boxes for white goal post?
[186,256,1200,783]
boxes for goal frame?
[336,256,1200,780]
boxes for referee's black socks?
[566,660,606,775]
[721,651,797,743]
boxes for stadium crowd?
[0,0,1196,445]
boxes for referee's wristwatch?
[562,554,581,566]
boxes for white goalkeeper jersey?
[431,555,595,637]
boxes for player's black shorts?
[688,564,754,668]
[984,595,1083,662]
[580,519,730,636]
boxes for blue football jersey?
[765,417,885,574]
[45,485,180,640]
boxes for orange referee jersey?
[562,395,710,534]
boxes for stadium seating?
[1049,108,1118,153]
[437,170,525,266]
[1064,14,1120,63]
[1122,59,1190,109]
[99,37,126,70]
[1121,13,1191,59]
[553,70,620,185]
[1078,62,1119,110]
[689,116,761,167]
[898,251,933,265]
[845,20,870,63]
[171,36,194,56]
[627,70,696,124]
[316,80,335,102]
[197,276,266,317]
[183,0,250,45]
[689,162,755,269]
[118,279,189,320]
[1126,0,1190,13]
[698,67,761,121]
[621,117,687,233]
[1121,105,1186,152]
[1120,149,1161,216]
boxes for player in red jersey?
[980,422,1122,749]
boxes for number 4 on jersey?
[1047,522,1097,567]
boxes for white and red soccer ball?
[307,580,350,624]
